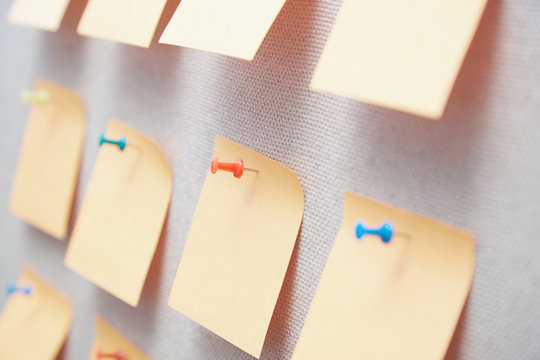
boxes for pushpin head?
[210,157,219,174]
[355,221,394,243]
[5,285,16,296]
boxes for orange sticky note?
[291,192,475,360]
[65,119,172,306]
[8,0,71,31]
[89,316,150,360]
[77,0,168,47]
[0,266,73,359]
[168,136,304,358]
[310,0,488,119]
[10,79,85,240]
[159,0,286,60]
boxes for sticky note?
[8,0,71,31]
[291,192,475,360]
[0,266,73,359]
[89,316,150,360]
[10,79,85,240]
[310,0,488,119]
[77,0,168,48]
[159,0,286,60]
[65,119,172,306]
[168,136,304,358]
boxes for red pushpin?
[210,157,258,179]
[97,349,125,359]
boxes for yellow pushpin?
[20,89,50,104]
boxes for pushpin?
[355,221,394,243]
[210,157,258,179]
[20,89,50,104]
[6,284,33,296]
[97,349,125,359]
[99,133,127,151]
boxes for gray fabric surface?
[1,0,539,359]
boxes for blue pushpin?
[355,221,394,243]
[99,133,127,151]
[6,284,33,296]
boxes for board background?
[1,1,539,359]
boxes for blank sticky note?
[89,317,150,360]
[0,266,73,359]
[168,136,304,358]
[159,0,286,60]
[311,0,488,119]
[77,0,168,47]
[65,119,172,306]
[10,79,85,240]
[292,192,475,360]
[8,0,71,31]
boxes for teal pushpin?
[20,89,50,104]
[355,221,394,243]
[99,133,127,151]
[6,284,33,296]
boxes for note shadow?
[340,0,502,226]
[55,339,68,360]
[35,0,89,86]
[138,210,170,314]
[259,226,303,360]
[102,0,184,126]
[444,298,470,360]
[197,0,338,163]
[65,137,86,240]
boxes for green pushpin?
[20,89,50,104]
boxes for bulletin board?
[1,0,539,359]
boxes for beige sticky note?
[168,136,304,358]
[89,316,149,360]
[310,0,488,119]
[65,119,172,306]
[77,0,168,48]
[8,0,71,31]
[0,266,73,360]
[292,192,475,360]
[10,79,85,240]
[159,0,286,60]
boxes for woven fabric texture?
[1,1,539,359]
